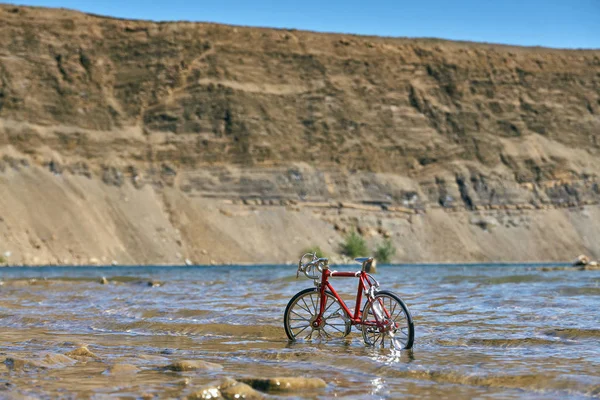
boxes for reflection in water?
[370,348,415,365]
[370,377,386,396]
[0,264,598,398]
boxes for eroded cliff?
[1,4,599,264]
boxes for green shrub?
[374,239,396,264]
[0,256,5,264]
[341,231,368,258]
[303,246,326,259]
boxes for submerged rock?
[105,363,139,376]
[188,378,263,400]
[220,379,264,399]
[2,354,75,371]
[3,357,47,371]
[42,353,77,368]
[239,377,327,392]
[544,328,600,339]
[164,360,223,372]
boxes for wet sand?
[0,265,599,398]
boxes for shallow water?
[0,264,599,399]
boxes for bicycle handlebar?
[297,253,328,279]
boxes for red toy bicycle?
[284,253,414,350]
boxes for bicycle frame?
[315,267,379,327]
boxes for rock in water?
[220,379,264,399]
[582,261,600,270]
[164,360,223,372]
[239,377,327,392]
[65,345,98,359]
[3,357,46,371]
[573,254,590,266]
[2,354,76,371]
[42,353,77,368]
[187,378,264,400]
[105,363,140,376]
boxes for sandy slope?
[1,163,597,265]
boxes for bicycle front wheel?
[361,290,414,350]
[284,288,351,341]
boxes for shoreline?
[0,261,574,268]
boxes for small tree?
[374,239,396,264]
[341,231,368,258]
[303,246,326,259]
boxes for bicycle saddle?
[354,257,373,264]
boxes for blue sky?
[11,0,600,48]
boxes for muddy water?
[0,264,599,399]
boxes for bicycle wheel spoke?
[370,332,382,345]
[388,299,397,317]
[294,325,310,337]
[306,329,315,340]
[309,294,318,314]
[290,324,310,330]
[300,298,313,314]
[291,311,311,323]
[296,303,311,315]
[289,317,311,322]
[324,305,342,320]
[323,298,337,315]
[390,305,404,321]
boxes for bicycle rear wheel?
[361,290,414,350]
[284,288,351,341]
